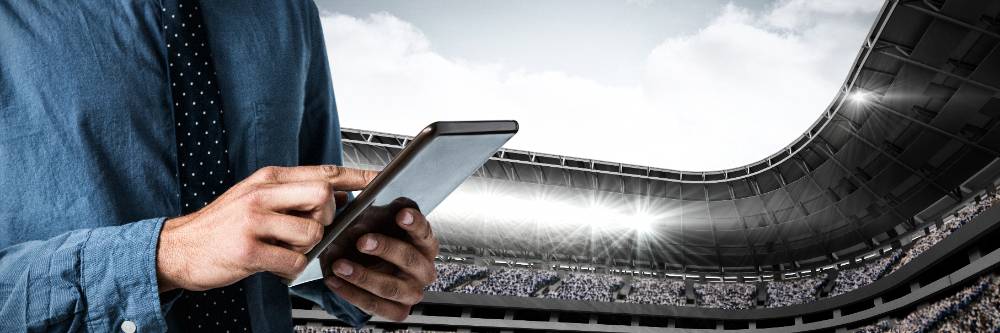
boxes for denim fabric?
[0,0,368,331]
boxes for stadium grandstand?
[293,0,1000,332]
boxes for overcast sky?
[314,0,883,171]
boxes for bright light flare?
[433,186,665,234]
[849,90,869,103]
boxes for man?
[0,0,438,331]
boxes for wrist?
[156,216,190,293]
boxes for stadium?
[295,0,1000,332]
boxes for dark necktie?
[162,0,253,331]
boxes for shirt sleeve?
[292,0,371,327]
[0,217,170,332]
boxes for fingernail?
[334,262,353,277]
[328,277,343,288]
[362,237,378,252]
[400,211,414,225]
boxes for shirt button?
[121,320,137,333]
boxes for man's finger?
[396,208,439,258]
[251,244,308,279]
[252,165,377,190]
[253,181,333,212]
[330,259,424,305]
[356,233,436,285]
[301,190,337,227]
[323,276,412,322]
[254,213,324,252]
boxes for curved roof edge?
[342,1,896,184]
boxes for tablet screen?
[371,133,514,211]
[290,122,516,285]
[322,133,515,265]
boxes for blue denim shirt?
[0,0,369,331]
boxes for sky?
[314,0,884,171]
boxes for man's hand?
[156,165,376,292]
[322,208,439,321]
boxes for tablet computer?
[288,120,517,285]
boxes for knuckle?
[305,222,324,245]
[321,165,342,179]
[419,227,434,241]
[362,169,377,184]
[403,250,421,269]
[255,166,281,182]
[364,297,380,315]
[383,283,402,301]
[243,185,267,207]
[315,182,335,202]
[354,269,369,285]
[243,210,264,230]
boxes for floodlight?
[849,90,869,103]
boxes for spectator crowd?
[846,275,1000,333]
[889,192,999,276]
[453,267,558,297]
[626,277,686,306]
[830,249,901,297]
[695,282,757,309]
[418,190,999,315]
[766,277,823,308]
[544,273,624,302]
[425,263,488,292]
[934,274,1000,333]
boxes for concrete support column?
[833,309,842,318]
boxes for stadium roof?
[340,0,1000,273]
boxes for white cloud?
[624,0,655,7]
[321,0,880,171]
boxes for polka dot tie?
[162,0,253,331]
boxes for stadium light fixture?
[849,90,869,103]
